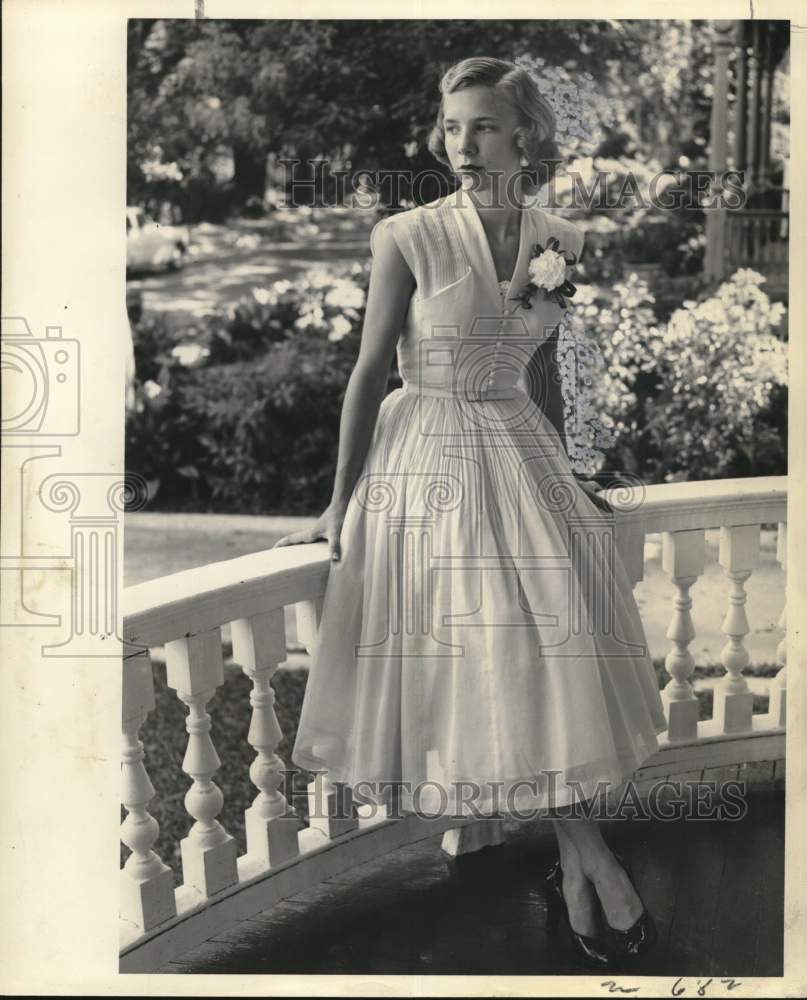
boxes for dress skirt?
[291,384,668,819]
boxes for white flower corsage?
[514,237,578,310]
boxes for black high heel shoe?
[601,851,658,961]
[544,858,614,970]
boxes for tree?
[127,18,733,219]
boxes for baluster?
[120,649,177,931]
[660,530,705,740]
[306,770,359,838]
[295,597,360,837]
[767,522,786,727]
[714,524,758,733]
[165,628,238,897]
[231,609,300,868]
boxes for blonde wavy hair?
[427,56,561,190]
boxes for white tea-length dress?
[291,188,667,817]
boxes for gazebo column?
[746,21,762,191]
[733,22,748,176]
[759,24,775,191]
[704,20,734,280]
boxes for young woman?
[274,56,667,969]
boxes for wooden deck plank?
[154,790,785,976]
[708,793,772,976]
[619,809,686,969]
[752,793,786,976]
[665,818,728,975]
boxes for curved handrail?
[120,476,788,971]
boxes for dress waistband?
[401,379,523,401]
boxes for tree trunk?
[232,145,267,205]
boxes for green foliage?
[126,260,403,514]
[645,269,788,480]
[556,154,707,286]
[563,267,787,484]
[126,260,787,514]
[128,19,725,219]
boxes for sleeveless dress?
[291,188,667,818]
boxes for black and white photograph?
[2,3,805,995]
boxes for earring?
[519,153,529,168]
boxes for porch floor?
[158,784,785,977]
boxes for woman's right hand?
[271,502,348,562]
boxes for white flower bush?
[559,267,787,481]
[652,269,787,471]
[324,279,366,311]
[171,342,210,366]
[328,315,353,342]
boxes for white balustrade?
[120,477,788,971]
[307,771,360,839]
[231,608,300,868]
[714,524,759,733]
[767,521,787,727]
[165,628,239,897]
[120,649,177,931]
[660,529,705,741]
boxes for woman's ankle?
[578,843,618,883]
[557,844,585,878]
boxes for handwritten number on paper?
[672,979,744,996]
[600,978,744,996]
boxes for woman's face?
[442,84,523,197]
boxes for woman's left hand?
[575,477,613,513]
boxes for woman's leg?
[550,817,603,937]
[551,813,644,931]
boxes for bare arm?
[329,220,416,512]
[272,220,415,559]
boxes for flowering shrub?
[126,261,787,513]
[646,269,788,479]
[126,261,382,512]
[189,265,369,367]
[559,269,787,483]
